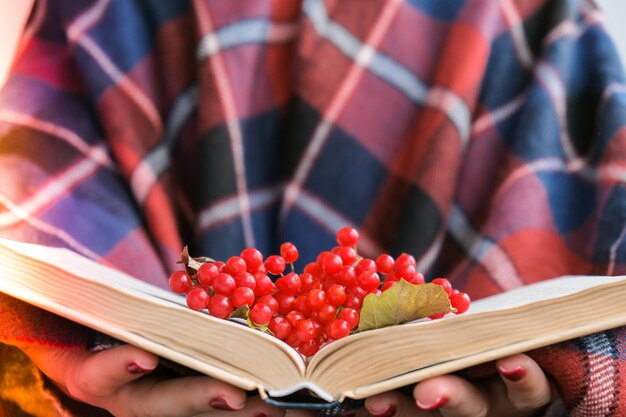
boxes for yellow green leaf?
[357,279,454,332]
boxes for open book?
[1,237,626,406]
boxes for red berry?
[328,319,351,339]
[275,272,301,294]
[317,303,338,324]
[322,252,343,275]
[333,245,357,265]
[336,227,359,246]
[380,280,396,292]
[305,289,326,311]
[197,263,219,286]
[304,262,323,278]
[234,271,256,290]
[395,263,416,282]
[432,278,452,295]
[231,286,255,308]
[208,294,233,318]
[357,270,381,292]
[412,271,425,285]
[276,292,296,315]
[343,293,363,309]
[395,253,416,269]
[326,284,347,306]
[375,254,395,275]
[255,295,279,315]
[285,332,302,348]
[338,308,359,329]
[292,295,310,316]
[240,247,263,271]
[253,273,274,296]
[299,272,316,292]
[265,255,286,275]
[429,311,446,320]
[186,286,210,311]
[350,285,369,300]
[250,303,272,325]
[354,258,376,276]
[269,316,291,340]
[286,310,306,328]
[169,270,192,294]
[450,292,471,314]
[295,319,316,342]
[336,265,357,287]
[223,256,247,275]
[298,338,320,357]
[212,273,236,295]
[280,242,299,264]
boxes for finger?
[366,389,432,417]
[494,354,552,412]
[195,394,285,417]
[113,375,249,417]
[414,375,489,417]
[67,344,159,398]
[365,390,402,417]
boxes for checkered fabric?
[1,0,625,415]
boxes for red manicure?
[499,366,527,382]
[416,397,448,411]
[126,362,152,374]
[370,405,396,417]
[209,397,239,410]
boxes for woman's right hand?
[18,343,285,417]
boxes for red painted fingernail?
[370,405,396,417]
[500,366,527,382]
[126,362,152,374]
[255,413,269,417]
[416,397,448,411]
[209,397,238,410]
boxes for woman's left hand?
[363,353,556,417]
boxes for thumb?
[67,344,159,398]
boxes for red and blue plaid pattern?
[1,0,626,415]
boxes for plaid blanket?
[1,0,626,415]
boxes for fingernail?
[416,397,448,411]
[370,405,396,417]
[499,366,526,382]
[255,413,269,417]
[209,397,240,411]
[126,362,153,374]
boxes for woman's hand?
[19,343,285,417]
[364,354,556,417]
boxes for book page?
[306,274,626,400]
[466,275,626,314]
[0,238,184,304]
[0,238,307,394]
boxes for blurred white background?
[0,0,625,87]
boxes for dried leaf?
[178,246,214,277]
[357,280,454,332]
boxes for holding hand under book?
[18,341,556,417]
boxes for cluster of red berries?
[169,227,471,357]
